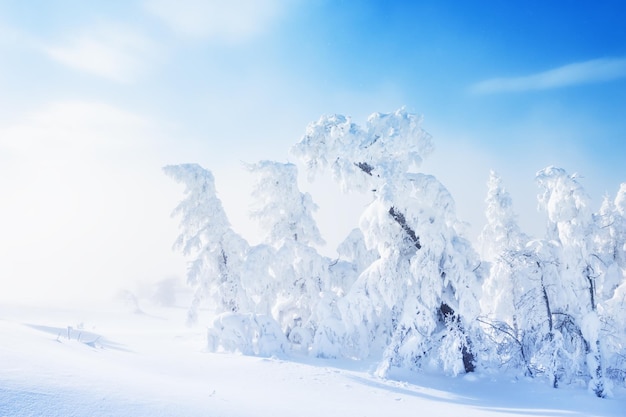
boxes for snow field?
[0,302,624,417]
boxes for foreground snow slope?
[1,302,624,417]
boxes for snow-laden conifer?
[293,108,483,375]
[292,108,434,192]
[596,184,626,386]
[477,171,536,374]
[164,164,249,324]
[479,171,528,261]
[247,161,329,350]
[479,171,528,322]
[310,229,379,359]
[536,166,609,397]
[599,184,626,294]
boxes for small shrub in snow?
[207,312,287,357]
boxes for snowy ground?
[1,298,624,417]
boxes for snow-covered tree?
[247,161,329,350]
[536,166,608,397]
[310,229,379,359]
[605,278,626,385]
[164,164,249,325]
[479,170,528,322]
[595,184,626,386]
[239,243,276,315]
[479,171,528,262]
[476,168,625,393]
[504,239,564,386]
[357,174,483,376]
[293,108,483,375]
[477,171,535,374]
[595,184,626,299]
[608,184,626,302]
[292,108,434,193]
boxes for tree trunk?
[440,303,475,373]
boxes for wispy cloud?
[144,0,289,42]
[43,24,157,83]
[470,58,626,94]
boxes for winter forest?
[165,108,626,398]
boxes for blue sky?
[1,0,625,303]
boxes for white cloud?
[470,57,626,94]
[144,0,288,42]
[43,24,157,83]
